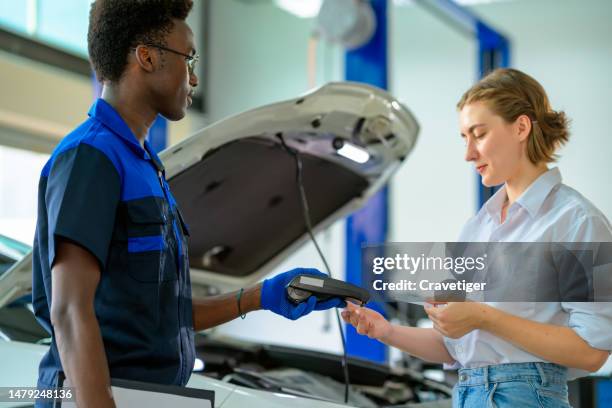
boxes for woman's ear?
[133,45,156,73]
[515,114,532,143]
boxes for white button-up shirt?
[444,167,612,379]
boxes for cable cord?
[278,134,351,404]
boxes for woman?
[342,68,612,408]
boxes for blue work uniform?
[31,99,195,393]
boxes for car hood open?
[161,81,418,291]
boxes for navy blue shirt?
[32,99,195,389]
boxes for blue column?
[344,0,388,364]
[476,21,510,208]
[597,379,612,407]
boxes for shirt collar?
[484,185,509,220]
[144,140,165,174]
[88,98,148,159]
[483,167,562,220]
[515,167,562,218]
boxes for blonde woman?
[342,68,612,408]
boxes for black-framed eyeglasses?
[146,44,199,75]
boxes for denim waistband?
[457,362,568,387]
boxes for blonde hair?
[457,68,570,164]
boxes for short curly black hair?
[88,0,193,83]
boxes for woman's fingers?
[343,302,359,325]
[340,310,350,323]
[352,310,363,327]
[432,321,448,337]
[358,312,378,337]
[356,312,368,335]
[343,308,385,339]
[343,306,380,337]
[345,301,359,312]
[425,307,441,325]
[341,310,360,327]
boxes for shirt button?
[455,345,463,354]
[459,374,468,382]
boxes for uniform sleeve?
[561,214,612,350]
[46,143,121,269]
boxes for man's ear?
[516,114,532,143]
[133,45,156,73]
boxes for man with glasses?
[31,1,343,407]
[146,43,199,76]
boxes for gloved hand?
[261,268,347,320]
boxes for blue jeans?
[452,362,571,408]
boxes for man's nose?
[189,72,198,88]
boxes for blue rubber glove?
[261,268,347,320]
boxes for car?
[0,234,30,278]
[0,82,455,407]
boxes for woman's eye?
[475,133,486,139]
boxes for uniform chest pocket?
[126,200,177,282]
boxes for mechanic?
[31,1,343,407]
[342,68,612,408]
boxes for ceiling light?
[394,0,510,6]
[274,0,323,18]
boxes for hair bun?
[540,110,570,149]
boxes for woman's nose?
[464,139,478,162]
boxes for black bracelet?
[236,288,247,319]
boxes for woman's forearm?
[482,306,609,372]
[382,325,455,364]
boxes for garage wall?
[389,3,476,242]
[0,50,90,152]
[0,51,89,241]
[205,0,343,122]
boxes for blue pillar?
[344,0,388,364]
[476,21,510,208]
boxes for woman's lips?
[477,164,487,174]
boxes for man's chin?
[161,108,186,122]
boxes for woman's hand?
[341,302,392,341]
[342,302,457,364]
[425,302,490,339]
